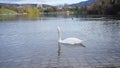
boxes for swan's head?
[57,26,60,33]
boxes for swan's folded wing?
[62,37,82,45]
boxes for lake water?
[0,14,120,68]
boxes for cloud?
[0,0,21,3]
[44,0,87,5]
[0,0,45,4]
[0,0,87,5]
[14,0,45,4]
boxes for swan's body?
[59,37,82,45]
[57,26,82,45]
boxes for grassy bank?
[70,9,87,15]
[0,8,17,15]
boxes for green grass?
[70,9,88,15]
[0,8,17,14]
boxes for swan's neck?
[58,32,61,42]
[57,27,62,42]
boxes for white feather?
[57,26,82,45]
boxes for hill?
[69,0,97,7]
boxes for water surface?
[0,14,120,67]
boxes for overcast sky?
[0,0,87,5]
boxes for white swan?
[57,26,83,45]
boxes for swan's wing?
[62,37,82,44]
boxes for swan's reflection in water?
[56,43,86,67]
[57,42,85,56]
[58,43,61,56]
